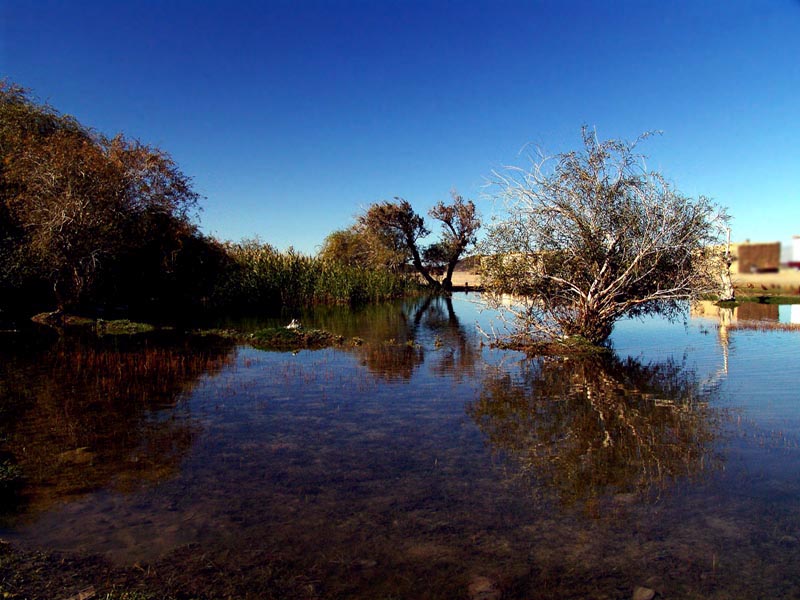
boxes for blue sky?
[2,0,799,254]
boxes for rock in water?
[633,585,656,600]
[468,575,500,600]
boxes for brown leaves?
[1,83,200,308]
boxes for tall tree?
[359,199,439,286]
[428,193,480,290]
[357,195,480,290]
[5,129,124,306]
[482,127,728,345]
[1,81,89,301]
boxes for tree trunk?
[561,305,615,345]
[441,257,458,291]
[409,244,440,289]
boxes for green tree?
[318,224,405,271]
[482,128,727,345]
[357,194,480,290]
[359,199,438,286]
[428,194,480,290]
[319,228,368,267]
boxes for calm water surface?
[1,294,800,599]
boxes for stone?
[468,575,501,600]
[633,585,656,600]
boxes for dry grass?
[733,268,800,296]
[724,321,800,332]
[453,266,800,297]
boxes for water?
[1,295,800,598]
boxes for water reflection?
[469,353,724,507]
[693,299,780,323]
[313,295,478,381]
[0,333,235,519]
[4,296,800,598]
[422,296,479,381]
[360,296,479,380]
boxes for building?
[789,236,800,269]
[730,241,781,274]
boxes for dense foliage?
[318,222,406,272]
[321,194,480,290]
[0,81,223,315]
[0,82,413,319]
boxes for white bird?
[285,319,301,330]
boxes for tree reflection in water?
[420,295,479,381]
[354,295,478,381]
[358,338,425,381]
[0,333,235,518]
[469,352,725,508]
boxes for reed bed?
[214,241,416,310]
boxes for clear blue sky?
[2,0,799,254]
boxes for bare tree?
[482,128,728,346]
[468,353,722,504]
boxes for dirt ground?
[450,267,800,294]
[450,269,480,288]
[731,268,800,291]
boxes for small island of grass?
[249,327,349,351]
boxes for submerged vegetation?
[198,324,363,351]
[249,327,349,351]
[30,313,157,335]
[490,332,613,356]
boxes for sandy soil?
[450,270,481,288]
[731,269,800,291]
[451,267,800,293]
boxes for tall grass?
[213,240,417,310]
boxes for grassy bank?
[2,243,420,326]
[211,241,418,311]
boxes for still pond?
[1,294,800,599]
